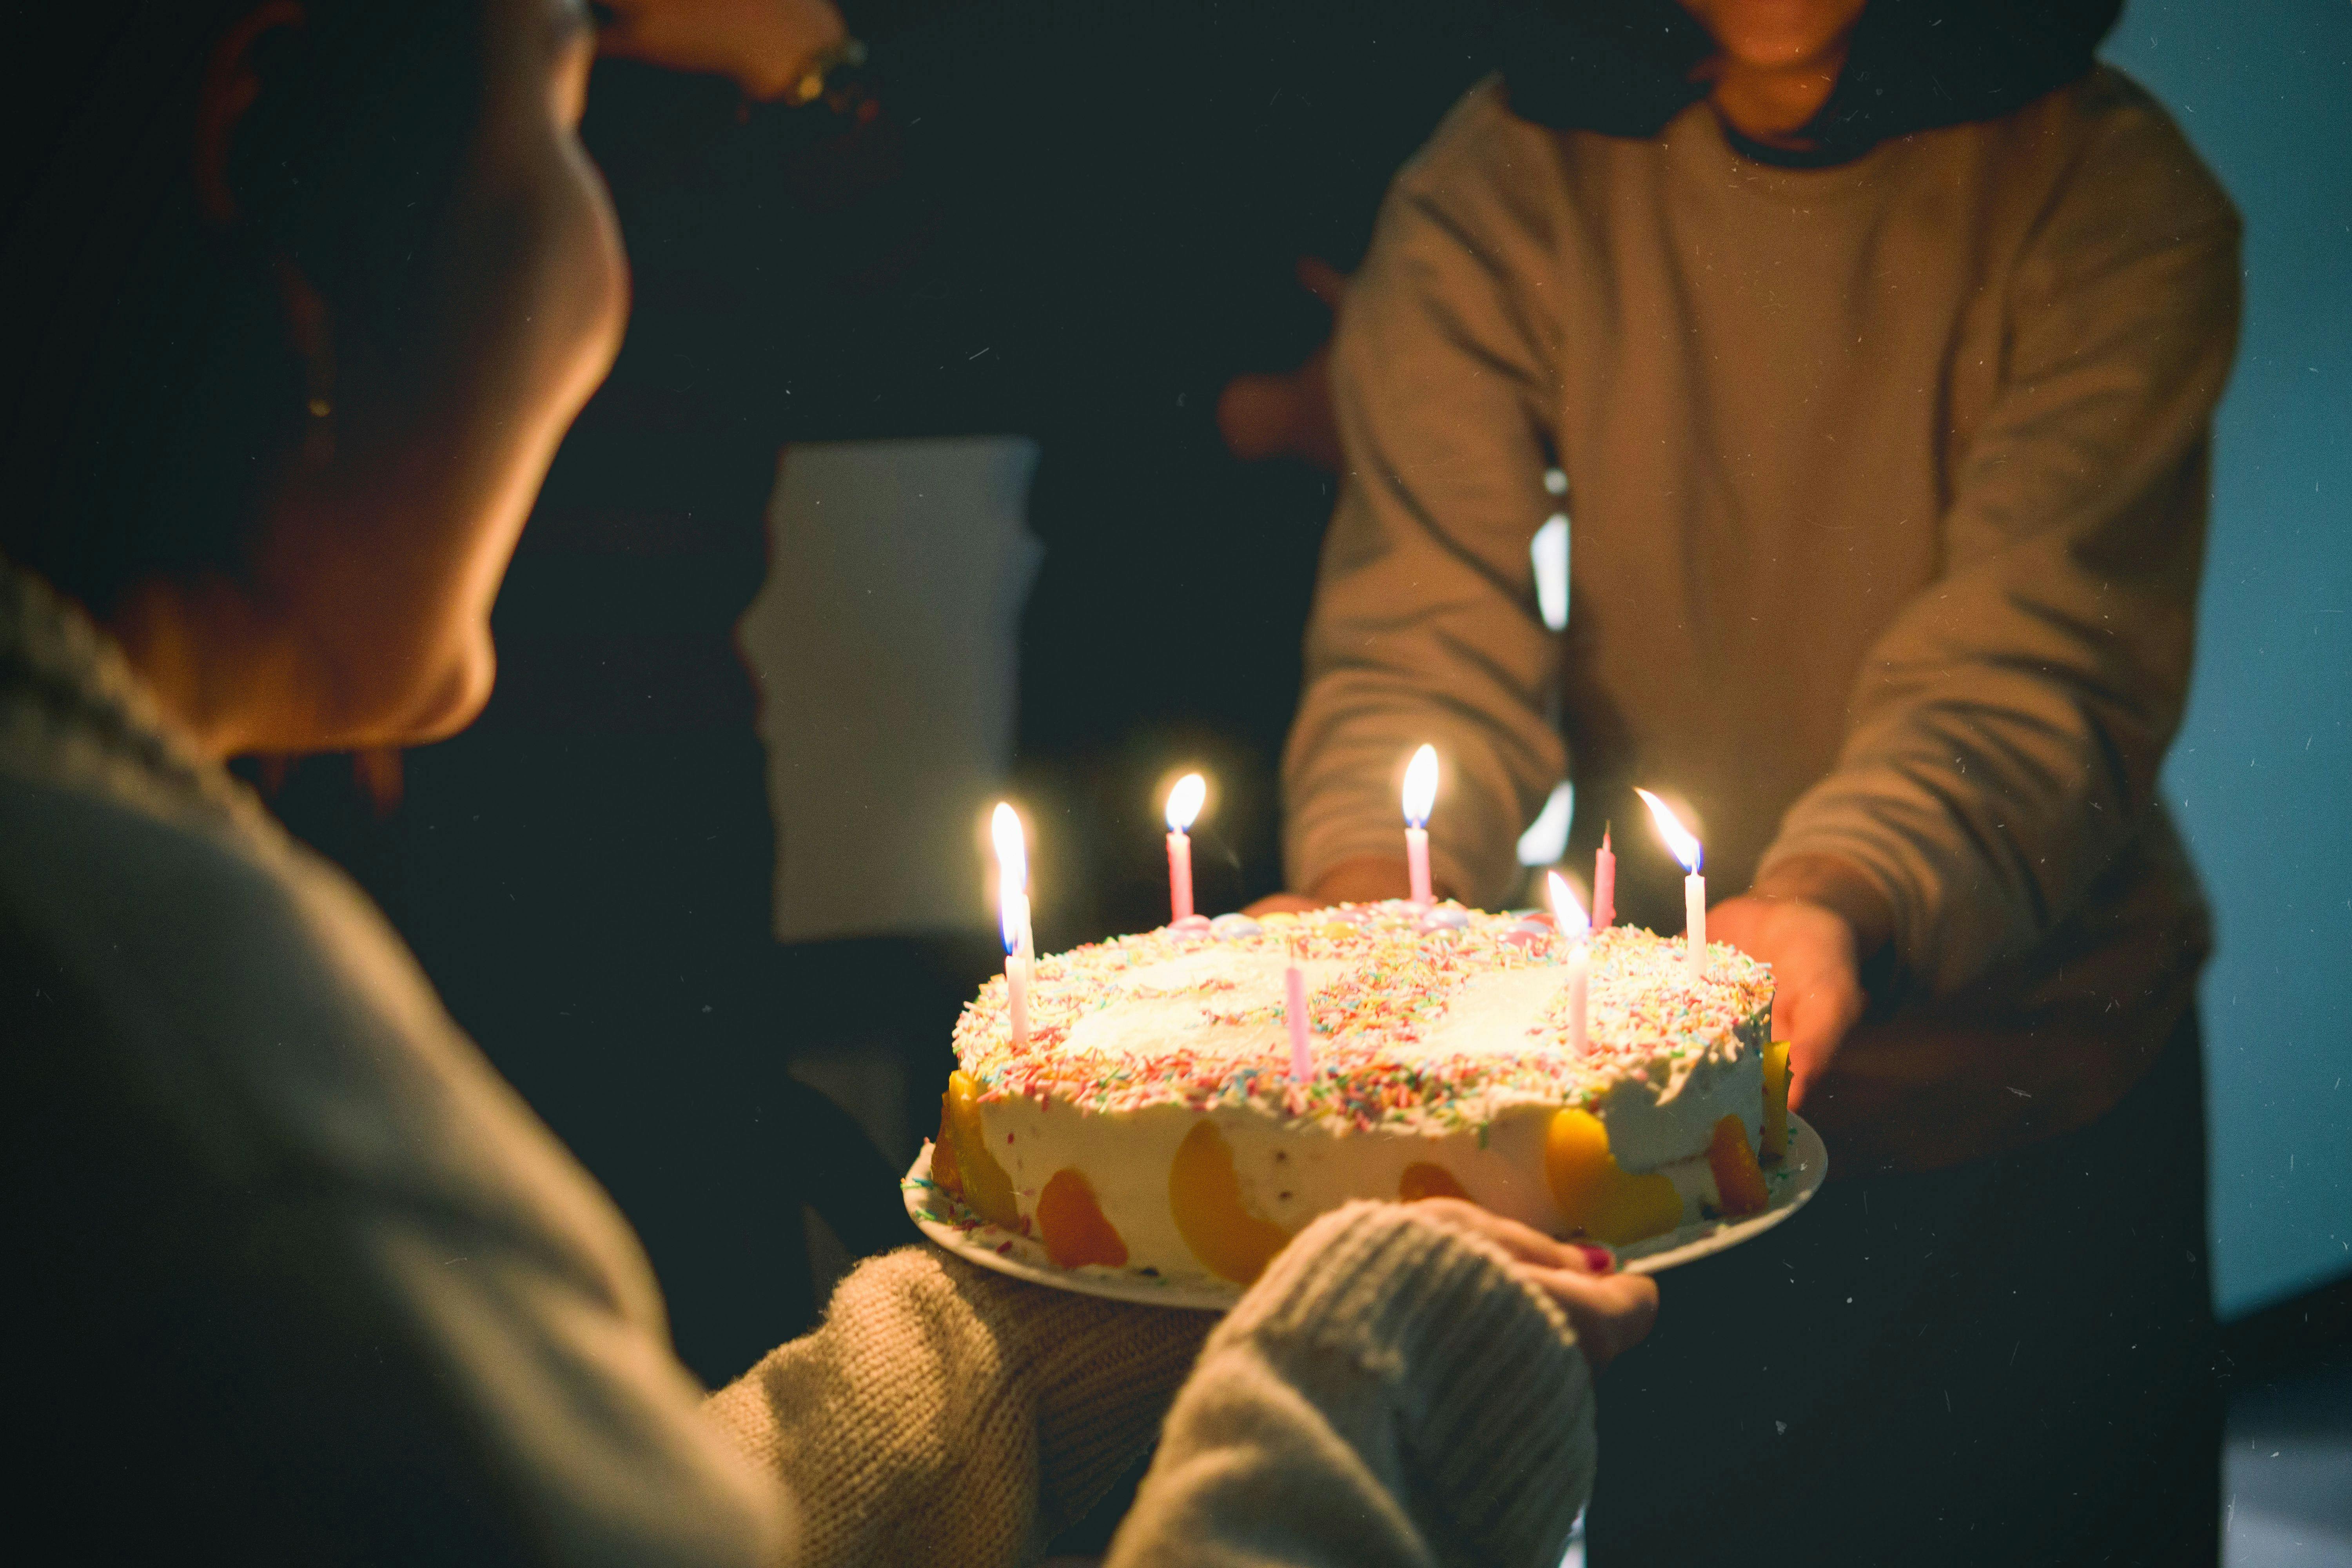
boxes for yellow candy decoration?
[1169,1120,1293,1283]
[1544,1107,1684,1246]
[944,1070,1022,1232]
[1761,1040,1791,1159]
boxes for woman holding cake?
[0,3,1651,1564]
[1266,0,2238,1561]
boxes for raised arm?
[1757,98,2241,1012]
[1282,88,1565,908]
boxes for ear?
[194,0,306,226]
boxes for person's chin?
[393,639,497,746]
[314,633,496,751]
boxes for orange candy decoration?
[1398,1162,1470,1203]
[1037,1168,1129,1269]
[1708,1112,1770,1217]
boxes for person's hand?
[596,0,848,102]
[1216,256,1348,472]
[1244,891,1325,917]
[1406,1199,1658,1373]
[1706,892,1864,1112]
[1244,854,1426,919]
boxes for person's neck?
[1705,44,1850,150]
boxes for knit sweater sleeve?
[1282,83,1567,907]
[703,1247,1216,1566]
[706,1204,1594,1568]
[1108,1203,1597,1568]
[1760,81,2242,995]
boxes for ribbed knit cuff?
[1216,1202,1596,1567]
[1749,850,1898,962]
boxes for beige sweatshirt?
[1285,70,2239,1170]
[0,555,1593,1566]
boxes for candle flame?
[1546,870,1589,940]
[991,802,1027,951]
[1401,744,1439,827]
[1634,788,1702,874]
[1516,779,1574,866]
[1165,772,1206,833]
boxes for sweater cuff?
[1750,850,1899,963]
[1218,1202,1596,1566]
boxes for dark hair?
[1499,0,2123,159]
[0,1,485,615]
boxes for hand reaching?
[1405,1199,1659,1373]
[596,0,848,101]
[1706,893,1865,1112]
[1243,854,1421,919]
[1216,256,1348,472]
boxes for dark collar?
[1499,0,2119,163]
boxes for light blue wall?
[2100,0,2352,1318]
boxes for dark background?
[2102,0,2351,1322]
[256,0,2349,1383]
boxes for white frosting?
[952,912,1775,1283]
[975,1093,1745,1283]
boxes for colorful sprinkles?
[950,901,1774,1134]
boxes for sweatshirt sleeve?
[1283,86,1566,907]
[704,1248,1215,1567]
[1106,1203,1596,1568]
[1760,101,2242,996]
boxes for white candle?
[992,802,1034,1043]
[1401,744,1438,905]
[1165,772,1205,924]
[1546,871,1591,1055]
[1285,943,1313,1079]
[1635,788,1708,982]
[1684,871,1707,979]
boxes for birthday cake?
[931,901,1789,1287]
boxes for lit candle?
[1593,822,1616,930]
[1402,744,1438,906]
[1546,871,1591,1055]
[991,802,1034,1044]
[1165,772,1205,924]
[1285,941,1313,1079]
[1635,788,1707,981]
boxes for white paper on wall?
[737,436,1043,944]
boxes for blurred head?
[1504,2,2122,158]
[1678,0,1871,72]
[0,0,628,755]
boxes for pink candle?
[1547,871,1592,1055]
[1165,773,1205,924]
[1402,744,1438,905]
[1166,836,1193,922]
[1285,944,1313,1079]
[1593,824,1616,930]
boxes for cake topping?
[951,902,1773,1133]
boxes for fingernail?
[1576,1244,1616,1274]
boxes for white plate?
[903,1113,1828,1309]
